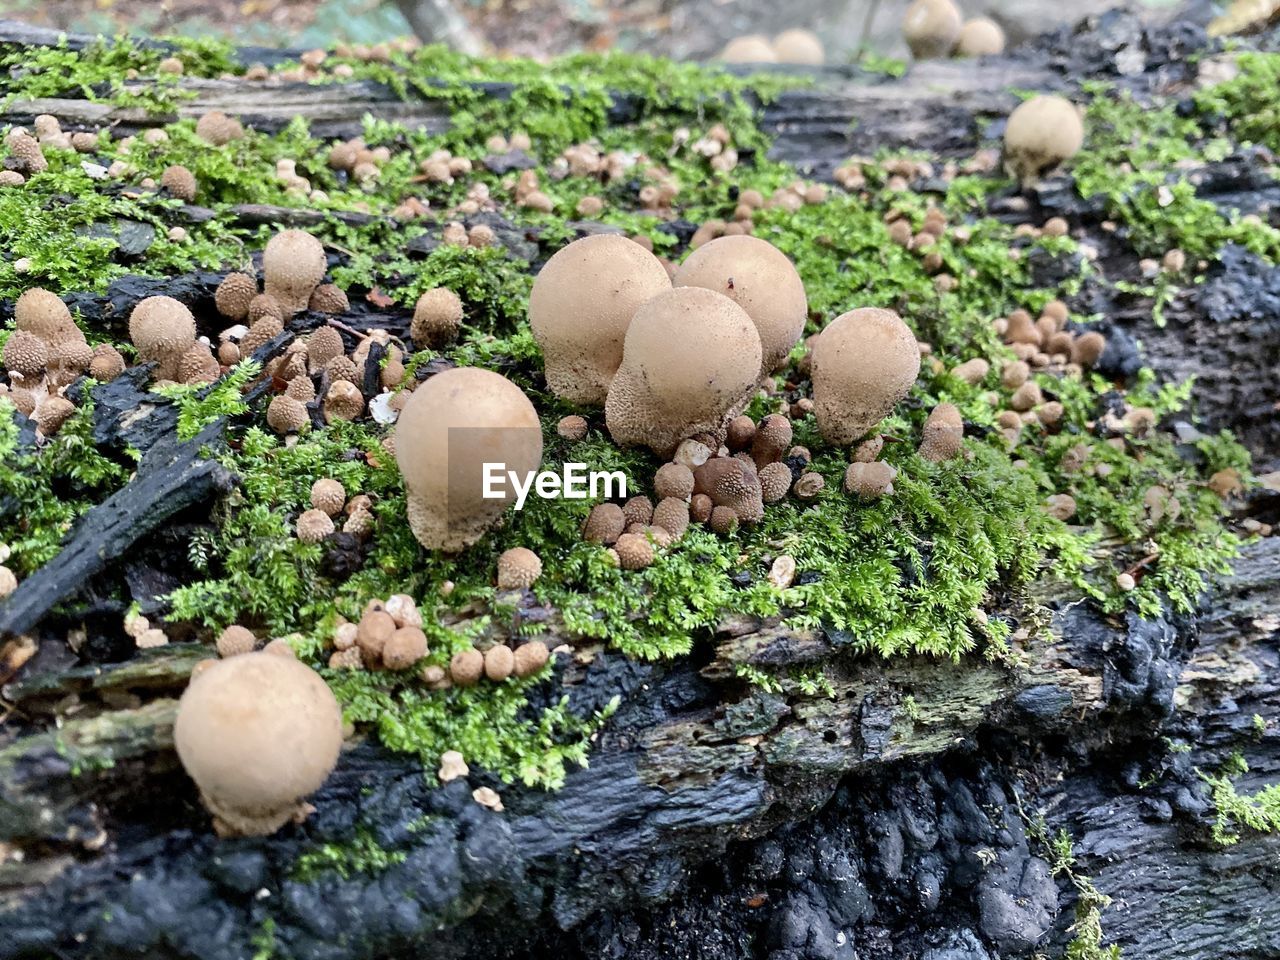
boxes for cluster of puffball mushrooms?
[902,0,1007,59]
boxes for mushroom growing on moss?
[215,273,257,321]
[1003,95,1084,189]
[128,296,197,381]
[497,547,542,590]
[174,651,343,836]
[263,230,327,315]
[918,403,964,462]
[160,165,197,202]
[15,288,78,343]
[2,330,48,381]
[844,461,897,498]
[605,287,762,456]
[195,111,245,146]
[530,234,672,405]
[903,0,962,59]
[674,235,807,376]
[395,367,543,552]
[411,288,464,348]
[811,308,920,446]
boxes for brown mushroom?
[902,0,962,59]
[411,288,465,348]
[497,547,542,590]
[262,230,327,315]
[1003,96,1084,189]
[128,296,196,381]
[810,308,920,445]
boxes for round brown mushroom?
[2,330,48,380]
[673,235,807,376]
[160,165,197,202]
[215,273,258,321]
[529,234,672,406]
[810,308,920,446]
[513,640,550,678]
[614,532,655,570]
[654,462,695,501]
[605,287,762,457]
[262,230,327,315]
[497,547,542,590]
[955,17,1005,57]
[174,651,342,836]
[772,29,825,65]
[918,403,964,462]
[394,367,543,552]
[15,288,77,343]
[309,284,349,315]
[382,627,428,670]
[216,625,257,658]
[128,296,196,381]
[450,647,484,686]
[411,288,464,348]
[89,344,126,382]
[718,35,778,63]
[583,502,626,544]
[902,0,962,59]
[844,460,897,498]
[484,644,515,681]
[310,478,346,516]
[195,110,245,146]
[1003,95,1084,189]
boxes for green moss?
[1024,810,1123,960]
[151,359,260,440]
[290,827,409,882]
[1201,752,1280,846]
[1193,51,1280,152]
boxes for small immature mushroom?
[709,505,738,535]
[1045,493,1077,521]
[309,284,349,314]
[605,287,762,456]
[654,462,695,501]
[0,170,24,186]
[811,308,920,446]
[450,648,484,686]
[513,640,550,678]
[5,130,47,174]
[439,751,469,782]
[1071,331,1107,367]
[310,478,346,516]
[411,287,465,348]
[473,786,504,812]
[557,415,588,441]
[217,625,257,658]
[497,547,542,590]
[652,498,690,539]
[951,358,990,385]
[356,610,395,663]
[247,294,284,324]
[955,17,1005,56]
[1010,381,1043,412]
[89,344,126,382]
[266,395,309,434]
[903,0,962,59]
[0,565,18,598]
[3,330,48,379]
[622,496,654,527]
[323,380,364,423]
[35,396,76,435]
[395,368,542,551]
[719,35,778,63]
[179,344,220,384]
[382,627,429,670]
[759,461,793,503]
[174,652,342,837]
[918,403,965,462]
[530,235,672,405]
[751,414,792,467]
[286,376,315,401]
[214,273,258,322]
[296,508,335,543]
[726,415,756,451]
[262,230,327,315]
[1001,360,1030,389]
[484,644,515,681]
[160,165,197,202]
[794,472,825,499]
[128,296,196,381]
[844,461,897,498]
[195,110,245,145]
[674,235,807,376]
[614,532,655,570]
[694,457,765,523]
[772,29,825,65]
[583,503,626,544]
[1003,95,1084,189]
[690,493,713,523]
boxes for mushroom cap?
[1071,331,1106,367]
[902,0,962,59]
[556,414,589,441]
[751,413,793,467]
[266,395,310,434]
[654,462,695,501]
[614,532,655,570]
[323,380,364,423]
[382,627,428,669]
[14,288,76,343]
[35,396,76,435]
[247,294,284,325]
[128,296,196,367]
[529,234,672,406]
[583,502,626,544]
[719,35,778,63]
[844,460,897,498]
[694,457,765,523]
[918,403,964,462]
[513,640,550,678]
[195,110,245,146]
[308,284,349,315]
[160,165,197,202]
[450,647,484,686]
[811,307,920,446]
[174,652,342,836]
[956,17,1005,56]
[484,644,515,681]
[178,344,220,385]
[89,343,126,382]
[605,287,762,457]
[394,367,543,552]
[497,547,542,590]
[306,326,345,372]
[622,495,654,527]
[411,288,464,348]
[772,29,825,65]
[759,461,793,503]
[3,330,49,377]
[652,497,690,539]
[310,478,346,516]
[1003,96,1084,188]
[216,625,257,658]
[262,230,327,315]
[673,235,807,375]
[296,508,335,543]
[214,273,257,321]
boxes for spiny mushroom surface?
[1003,95,1085,189]
[395,367,543,551]
[529,234,672,405]
[174,651,342,837]
[128,296,196,381]
[605,287,762,457]
[810,307,920,446]
[262,230,327,315]
[673,235,807,376]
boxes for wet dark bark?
[2,8,1279,960]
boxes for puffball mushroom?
[394,367,543,552]
[1003,95,1084,189]
[529,234,672,405]
[903,0,962,59]
[174,651,342,837]
[128,296,196,381]
[15,288,78,343]
[719,35,778,63]
[411,287,464,348]
[955,17,1006,56]
[605,287,762,457]
[215,273,257,321]
[772,29,825,65]
[673,235,807,376]
[263,230,327,315]
[811,308,920,446]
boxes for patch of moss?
[290,827,409,882]
[1201,752,1280,846]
